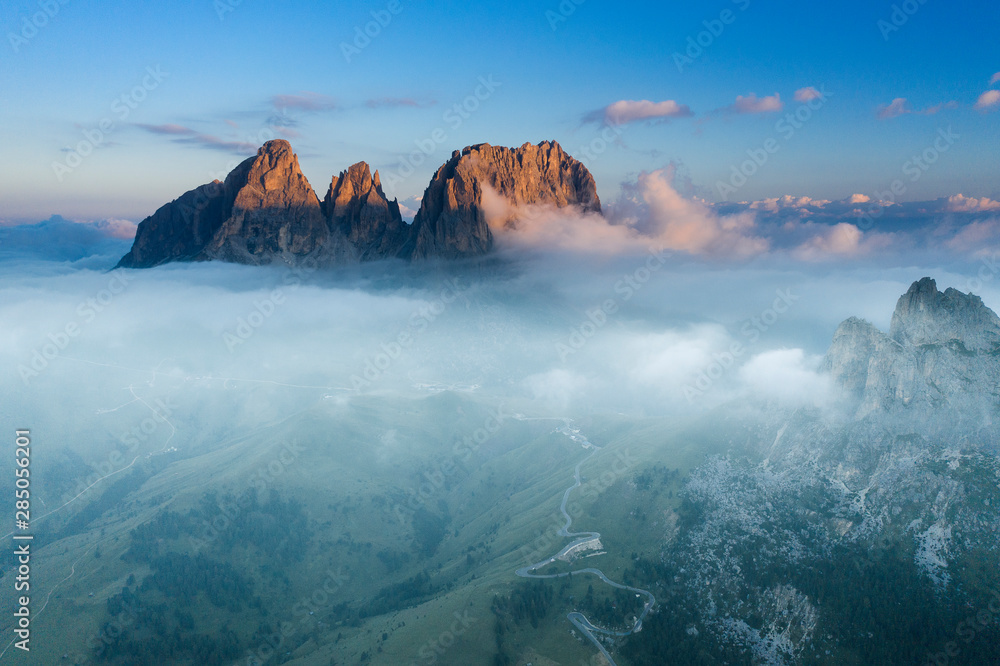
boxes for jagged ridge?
[825,277,1000,421]
[118,139,600,268]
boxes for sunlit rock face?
[825,277,1000,422]
[118,139,601,267]
[402,141,602,260]
[118,140,352,268]
[323,161,408,261]
[202,140,353,265]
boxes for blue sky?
[1,0,998,223]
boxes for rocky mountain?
[117,139,599,268]
[636,280,1000,663]
[402,141,601,260]
[117,140,352,268]
[323,162,408,261]
[825,277,1000,422]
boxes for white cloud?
[945,194,1000,213]
[990,72,1000,86]
[877,98,956,119]
[523,368,586,411]
[598,99,693,125]
[974,89,1000,112]
[749,195,830,213]
[793,87,822,103]
[635,169,768,256]
[92,218,138,240]
[943,218,1000,256]
[923,101,959,115]
[877,98,911,119]
[732,93,783,114]
[484,171,768,258]
[789,222,891,262]
[739,348,834,408]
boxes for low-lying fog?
[2,224,998,475]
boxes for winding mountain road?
[514,419,655,666]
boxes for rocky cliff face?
[201,140,352,265]
[118,139,600,268]
[118,141,353,268]
[403,141,601,260]
[825,277,1000,421]
[323,162,408,261]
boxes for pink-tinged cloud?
[945,194,1000,212]
[271,92,337,112]
[135,123,197,135]
[92,218,138,239]
[923,101,959,114]
[791,223,894,261]
[877,98,911,119]
[974,89,1000,112]
[991,72,1000,86]
[793,87,822,103]
[483,169,767,257]
[594,99,693,125]
[878,98,957,119]
[135,123,258,154]
[750,195,831,213]
[732,93,783,114]
[637,169,767,256]
[944,219,1000,257]
[847,193,871,204]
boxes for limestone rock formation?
[323,162,408,260]
[117,139,601,268]
[201,140,350,265]
[118,140,352,268]
[403,141,601,260]
[825,277,1000,421]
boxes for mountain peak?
[404,139,601,260]
[324,160,407,260]
[259,139,292,156]
[118,139,601,267]
[889,277,1000,352]
[826,277,1000,421]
